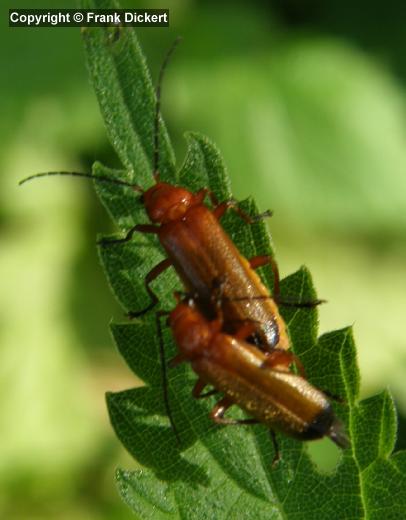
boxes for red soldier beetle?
[163,290,349,461]
[20,38,323,355]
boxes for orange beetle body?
[169,299,349,448]
[142,183,289,350]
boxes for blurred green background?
[2,0,406,517]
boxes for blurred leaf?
[81,1,406,518]
[168,40,406,236]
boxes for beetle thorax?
[144,182,195,224]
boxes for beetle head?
[143,182,195,224]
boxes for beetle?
[19,38,322,353]
[166,291,349,460]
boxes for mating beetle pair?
[20,37,349,460]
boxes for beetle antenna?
[155,312,182,445]
[19,171,144,193]
[153,36,182,181]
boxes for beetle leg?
[249,254,326,308]
[200,389,219,399]
[201,185,273,224]
[254,209,273,221]
[98,223,159,246]
[192,379,218,399]
[168,353,186,368]
[210,398,234,424]
[248,254,281,300]
[264,256,325,307]
[249,254,272,270]
[155,313,181,444]
[196,187,219,207]
[127,258,173,318]
[269,430,281,467]
[234,321,258,341]
[261,349,306,377]
[192,379,207,398]
[213,199,272,224]
[211,398,259,425]
[197,187,274,226]
[278,298,326,308]
[261,349,292,370]
[212,199,254,223]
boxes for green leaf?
[81,0,175,185]
[81,1,406,518]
